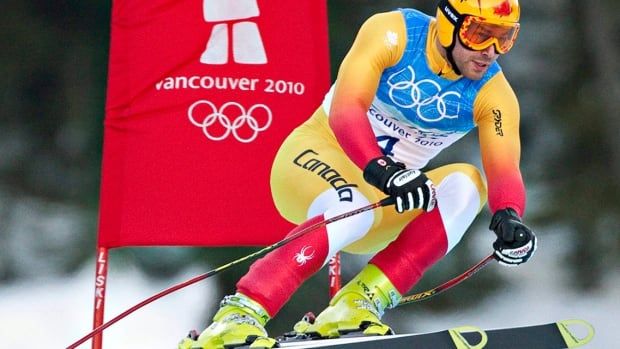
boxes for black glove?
[363,156,436,213]
[489,208,537,266]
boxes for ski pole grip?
[379,196,395,207]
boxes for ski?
[234,319,594,349]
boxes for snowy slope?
[0,233,617,348]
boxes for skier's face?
[451,39,499,80]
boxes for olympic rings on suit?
[387,66,461,123]
[188,100,272,143]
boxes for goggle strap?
[438,0,463,26]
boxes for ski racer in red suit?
[180,1,537,348]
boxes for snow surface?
[0,263,214,348]
[1,233,618,348]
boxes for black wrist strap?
[489,207,521,230]
[363,156,403,190]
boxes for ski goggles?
[458,16,520,54]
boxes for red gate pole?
[328,252,341,298]
[92,247,109,349]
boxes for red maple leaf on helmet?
[493,0,513,16]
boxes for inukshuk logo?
[188,100,272,143]
[201,0,267,65]
[182,1,273,143]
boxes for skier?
[180,0,537,347]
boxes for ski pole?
[398,253,496,305]
[66,197,394,349]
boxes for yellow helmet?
[436,0,520,54]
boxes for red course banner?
[97,0,331,247]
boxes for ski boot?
[178,293,277,349]
[294,264,401,338]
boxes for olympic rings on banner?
[387,66,461,123]
[188,100,272,143]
